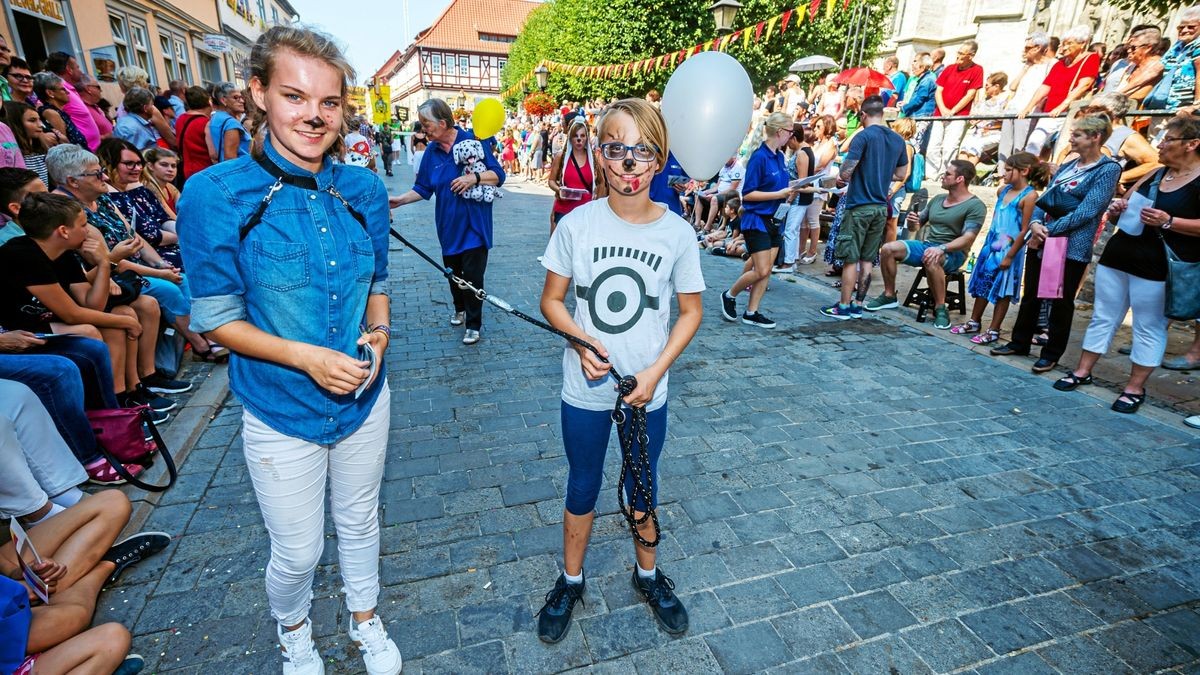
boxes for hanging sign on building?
[11,0,66,25]
[347,86,369,115]
[370,86,392,125]
[204,34,232,53]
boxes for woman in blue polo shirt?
[719,111,794,329]
[390,98,505,345]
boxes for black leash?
[238,151,660,547]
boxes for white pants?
[925,119,968,179]
[1081,265,1170,367]
[999,118,1034,166]
[1025,117,1064,157]
[243,384,391,627]
[0,381,87,519]
[782,204,804,264]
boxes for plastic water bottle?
[966,251,977,273]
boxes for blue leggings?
[561,401,667,516]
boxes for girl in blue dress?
[952,152,1049,344]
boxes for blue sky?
[288,0,454,82]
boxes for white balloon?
[661,51,754,181]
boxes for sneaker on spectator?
[819,303,854,320]
[348,615,403,675]
[450,311,465,326]
[278,620,323,675]
[720,291,737,321]
[129,386,177,413]
[849,303,863,319]
[771,264,794,275]
[142,372,192,394]
[462,329,480,345]
[864,294,899,311]
[632,569,688,634]
[741,311,776,329]
[1185,415,1200,429]
[800,254,818,265]
[103,531,172,585]
[84,458,144,486]
[933,305,951,330]
[113,654,144,675]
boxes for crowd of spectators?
[0,36,264,672]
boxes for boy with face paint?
[537,98,705,643]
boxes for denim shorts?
[902,241,966,272]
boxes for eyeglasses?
[8,73,32,82]
[119,160,144,168]
[599,142,658,162]
[1160,137,1199,144]
[74,169,107,179]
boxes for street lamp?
[708,0,743,35]
[534,64,549,91]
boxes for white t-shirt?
[716,161,745,193]
[542,199,706,412]
[1007,60,1055,113]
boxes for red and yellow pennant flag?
[754,21,765,41]
[781,9,794,32]
[809,0,821,20]
[742,27,753,50]
[764,15,778,42]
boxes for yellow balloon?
[472,98,505,139]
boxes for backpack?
[906,144,926,192]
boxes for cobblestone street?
[99,161,1200,674]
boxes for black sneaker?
[632,569,688,634]
[103,531,172,585]
[720,291,737,322]
[142,372,192,394]
[741,311,776,329]
[536,573,585,644]
[131,385,177,413]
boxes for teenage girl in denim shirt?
[177,26,401,675]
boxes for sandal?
[950,320,981,335]
[970,330,1001,345]
[193,345,230,363]
[1052,372,1093,391]
[1111,391,1146,414]
[85,460,145,486]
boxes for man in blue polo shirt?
[820,96,907,320]
[649,150,688,216]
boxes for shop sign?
[11,0,66,25]
[347,86,368,115]
[204,34,232,53]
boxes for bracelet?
[1163,216,1174,230]
[474,171,481,185]
[370,324,391,338]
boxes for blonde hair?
[890,118,917,140]
[763,111,792,134]
[115,66,149,91]
[1073,114,1113,143]
[595,98,669,170]
[246,25,356,159]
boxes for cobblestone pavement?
[100,160,1200,674]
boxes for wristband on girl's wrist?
[370,324,391,338]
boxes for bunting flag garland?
[499,0,851,98]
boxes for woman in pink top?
[547,117,607,232]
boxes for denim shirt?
[177,135,391,444]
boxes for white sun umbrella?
[789,55,839,73]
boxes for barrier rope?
[386,227,661,547]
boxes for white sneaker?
[349,615,403,675]
[462,329,480,345]
[771,264,795,275]
[1185,415,1200,429]
[450,311,465,326]
[278,621,324,675]
[800,254,817,265]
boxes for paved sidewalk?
[99,161,1200,674]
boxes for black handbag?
[105,269,147,310]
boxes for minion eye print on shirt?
[574,245,665,335]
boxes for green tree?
[502,0,893,108]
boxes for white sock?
[563,570,583,585]
[637,564,657,580]
[26,503,65,527]
[50,487,84,508]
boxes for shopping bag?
[1037,237,1068,299]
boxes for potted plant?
[523,91,556,118]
